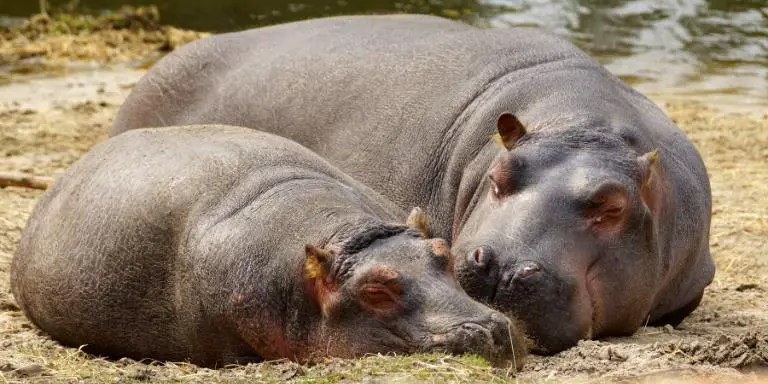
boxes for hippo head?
[454,113,665,354]
[302,208,527,368]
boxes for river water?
[2,0,766,113]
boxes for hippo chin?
[111,14,714,353]
[11,126,526,368]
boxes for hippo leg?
[649,292,704,327]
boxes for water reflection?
[486,0,767,111]
[2,0,766,111]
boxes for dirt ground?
[1,13,767,384]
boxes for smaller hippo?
[10,125,526,369]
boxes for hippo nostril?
[468,247,493,271]
[514,261,541,280]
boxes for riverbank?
[1,11,766,383]
[0,6,207,84]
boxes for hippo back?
[111,15,611,235]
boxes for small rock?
[713,334,730,346]
[731,353,751,368]
[611,349,628,362]
[663,324,674,333]
[600,347,611,360]
[278,364,300,381]
[730,344,749,359]
[689,341,701,354]
[116,357,136,366]
[743,333,758,348]
[0,300,21,311]
[715,346,730,363]
[735,283,759,292]
[14,364,43,376]
[127,366,153,381]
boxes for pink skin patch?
[236,308,299,361]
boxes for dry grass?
[0,7,209,65]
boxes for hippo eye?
[489,175,502,197]
[360,282,402,312]
[489,156,522,198]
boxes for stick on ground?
[0,172,52,190]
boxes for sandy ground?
[1,15,767,383]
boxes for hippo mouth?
[582,259,602,340]
[485,258,601,353]
[489,266,518,304]
[423,322,491,350]
[422,322,513,366]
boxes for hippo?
[10,125,527,368]
[111,14,714,353]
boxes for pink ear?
[585,183,631,234]
[494,113,527,150]
[304,245,338,313]
[638,150,664,218]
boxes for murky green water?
[3,0,767,112]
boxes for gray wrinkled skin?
[11,126,526,368]
[111,15,714,353]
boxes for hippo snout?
[427,311,526,369]
[467,247,542,280]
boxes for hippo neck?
[449,143,499,240]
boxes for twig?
[0,172,52,190]
[39,0,48,16]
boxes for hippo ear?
[585,183,631,234]
[638,149,663,217]
[304,245,338,312]
[493,113,527,150]
[304,245,334,280]
[406,207,430,237]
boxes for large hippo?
[111,15,714,353]
[11,125,526,368]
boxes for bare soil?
[0,15,767,384]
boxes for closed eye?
[360,282,402,312]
